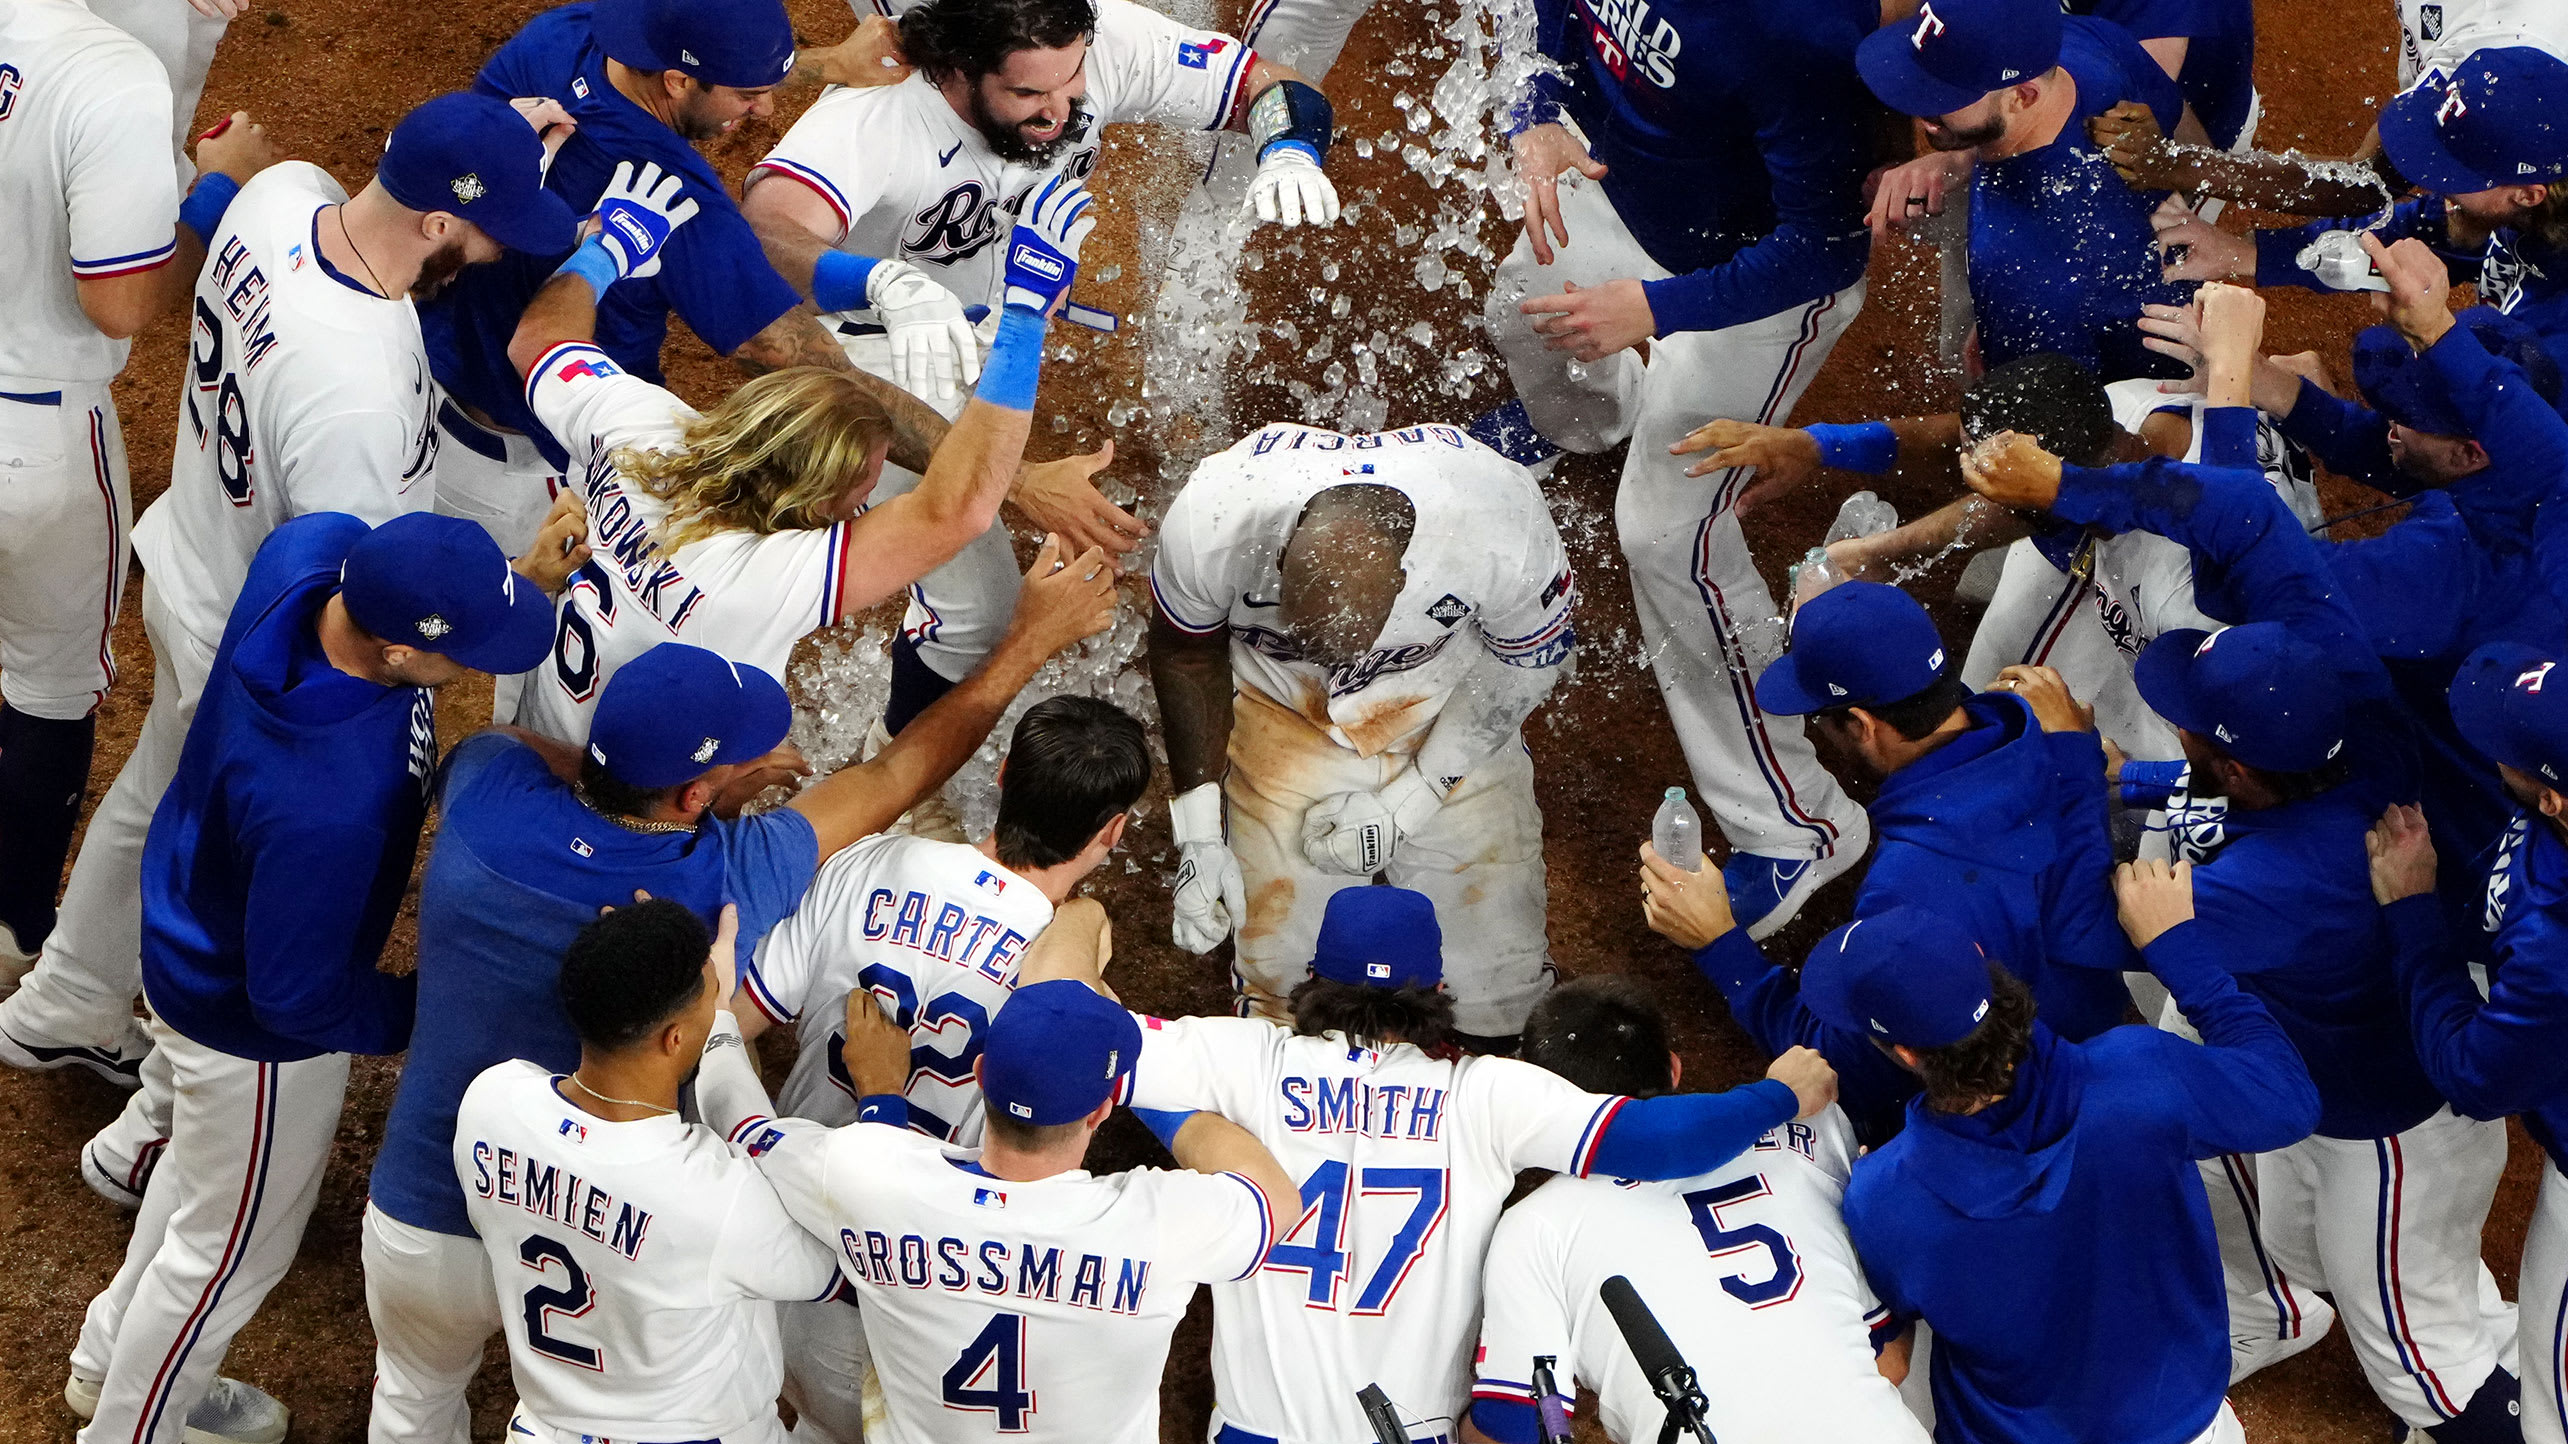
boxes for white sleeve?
[1146,491,1234,637]
[749,92,897,243]
[705,1028,861,1250]
[710,1163,848,1304]
[740,836,895,1026]
[1087,0,1256,132]
[1125,1014,1278,1121]
[1148,1167,1277,1284]
[523,340,696,477]
[1471,1202,1576,1409]
[64,68,179,281]
[1464,1058,1627,1176]
[1477,512,1576,671]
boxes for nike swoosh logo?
[1242,594,1281,608]
[938,142,963,166]
[1,1033,137,1075]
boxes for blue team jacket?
[2259,196,2568,381]
[1846,921,2317,1444]
[1516,0,1875,334]
[139,514,429,1062]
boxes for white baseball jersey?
[1472,1109,1928,1444]
[742,833,1055,1144]
[1125,1014,1631,1444]
[0,0,176,387]
[730,1113,1274,1444]
[750,0,1252,323]
[2398,0,2568,88]
[511,340,859,742]
[454,1060,842,1440]
[1151,422,1577,758]
[131,161,440,643]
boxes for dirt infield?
[0,0,2514,1440]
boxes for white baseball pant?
[781,1297,874,1444]
[1223,683,1551,1038]
[0,383,131,724]
[360,1201,500,1444]
[71,1015,348,1444]
[1,579,210,1061]
[2198,1148,2337,1382]
[829,323,1022,686]
[1961,539,2183,764]
[2519,1160,2568,1444]
[1484,171,1865,863]
[507,1404,789,1444]
[432,403,565,560]
[82,0,228,183]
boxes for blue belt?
[1217,1425,1451,1444]
[436,399,512,462]
[0,389,63,406]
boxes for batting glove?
[593,160,700,280]
[1002,171,1096,315]
[1301,768,1447,876]
[1170,781,1248,954]
[1250,146,1341,228]
[869,259,981,404]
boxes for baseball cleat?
[81,1136,158,1211]
[0,1018,150,1088]
[0,920,35,996]
[66,1372,289,1444]
[1725,809,1871,941]
[1465,398,1565,477]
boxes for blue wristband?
[856,1094,909,1129]
[1805,421,1898,474]
[2119,758,2190,809]
[177,172,242,250]
[552,237,621,302]
[812,248,881,314]
[976,304,1048,411]
[1132,1106,1196,1150]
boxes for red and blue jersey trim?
[1149,573,1227,636]
[735,959,793,1026]
[71,237,176,279]
[1209,43,1258,131]
[1568,1094,1629,1177]
[1223,1169,1278,1279]
[751,158,854,239]
[1485,607,1576,668]
[820,520,856,629]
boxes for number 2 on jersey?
[519,1234,603,1371]
[1264,1162,1447,1313]
[941,1311,1035,1431]
[1681,1175,1803,1307]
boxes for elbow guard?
[1249,78,1334,165]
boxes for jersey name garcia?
[1150,423,1575,757]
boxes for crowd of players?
[7,0,2568,1438]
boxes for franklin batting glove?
[1169,781,1248,953]
[1300,768,1448,876]
[1002,171,1096,315]
[869,259,981,404]
[593,160,700,280]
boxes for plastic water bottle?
[1652,787,1704,872]
[1825,491,1900,545]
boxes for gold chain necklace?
[566,1072,677,1115]
[571,779,697,835]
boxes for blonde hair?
[614,367,895,551]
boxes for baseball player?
[745,0,1339,750]
[0,0,270,1022]
[696,976,1300,1444]
[1476,0,1880,940]
[1467,977,1927,1444]
[455,899,842,1444]
[1145,420,1575,1044]
[2,94,574,1204]
[86,0,232,179]
[502,164,1106,750]
[1117,884,1841,1444]
[64,510,559,1444]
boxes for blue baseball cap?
[981,981,1140,1126]
[1801,907,1993,1049]
[2380,47,2568,197]
[1755,581,1949,716]
[340,513,555,675]
[1310,887,1443,990]
[2134,623,2349,773]
[2449,642,2568,788]
[1858,0,2063,119]
[377,93,578,257]
[593,0,797,90]
[585,643,791,789]
[2351,310,2561,438]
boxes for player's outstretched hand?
[1003,172,1096,315]
[512,490,593,596]
[2114,858,2195,948]
[2364,233,2457,350]
[1510,123,1607,265]
[2367,803,2439,906]
[508,98,578,170]
[1990,665,2093,734]
[1638,841,1736,950]
[1019,896,1116,993]
[1169,781,1247,954]
[1765,1046,1838,1120]
[1959,430,2063,512]
[1521,279,1655,363]
[2137,299,2208,391]
[2194,282,2266,407]
[841,987,914,1099]
[1669,418,1822,504]
[593,161,701,280]
[2153,196,2253,283]
[1006,533,1119,659]
[801,14,912,89]
[706,903,740,1011]
[1011,441,1146,561]
[870,259,981,403]
[193,112,280,186]
[709,743,813,819]
[2088,100,2193,192]
[1865,151,1971,241]
[1250,145,1340,227]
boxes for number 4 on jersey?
[942,1311,1036,1431]
[1264,1162,1447,1313]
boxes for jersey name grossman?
[836,1226,1162,1314]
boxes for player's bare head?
[1892,964,2035,1113]
[1280,484,1415,668]
[994,697,1150,873]
[624,368,897,551]
[1960,354,2116,468]
[904,0,1097,162]
[1287,977,1454,1051]
[560,899,715,1058]
[1521,977,1675,1098]
[1921,71,2058,155]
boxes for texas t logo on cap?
[2519,662,2556,693]
[1910,0,1945,48]
[2439,86,2470,125]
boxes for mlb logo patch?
[746,1127,786,1157]
[1177,41,1210,68]
[1365,962,1393,981]
[973,870,1007,896]
[974,1187,1009,1208]
[559,1118,587,1141]
[570,836,594,858]
[572,75,590,99]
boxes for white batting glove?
[1250,147,1341,227]
[592,160,700,280]
[868,259,980,404]
[1170,781,1248,954]
[1301,769,1445,876]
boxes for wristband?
[177,172,242,250]
[1132,1106,1196,1150]
[812,247,881,314]
[856,1094,909,1128]
[552,237,621,301]
[1805,421,1898,474]
[975,304,1047,411]
[1170,780,1226,848]
[2118,758,2189,809]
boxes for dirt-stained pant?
[1224,684,1551,1038]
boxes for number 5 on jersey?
[1264,1163,1448,1313]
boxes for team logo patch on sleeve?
[1177,41,1210,67]
[747,1127,786,1157]
[556,355,619,383]
[1540,567,1573,607]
